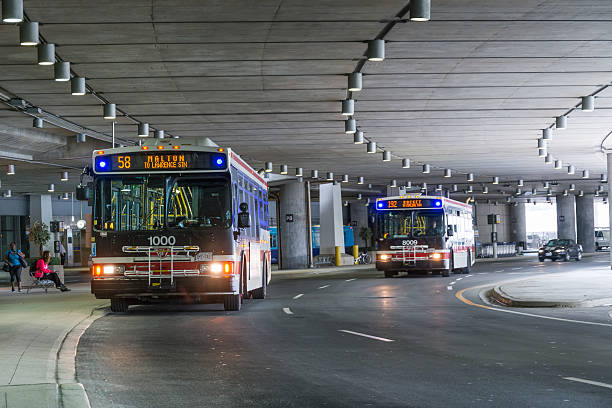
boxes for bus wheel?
[252,261,267,299]
[224,294,241,311]
[384,271,394,278]
[110,298,129,313]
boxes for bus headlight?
[210,262,234,275]
[379,254,389,261]
[211,263,223,273]
[431,253,442,260]
[102,265,125,275]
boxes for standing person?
[35,251,70,292]
[59,242,66,266]
[4,242,25,292]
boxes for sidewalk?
[491,267,612,308]
[0,283,107,407]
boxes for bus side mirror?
[238,202,250,229]
[447,226,454,236]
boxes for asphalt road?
[76,255,612,408]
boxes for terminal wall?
[474,203,512,244]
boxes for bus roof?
[376,195,472,212]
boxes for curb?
[491,284,612,308]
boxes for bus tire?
[252,261,267,299]
[224,294,241,311]
[442,269,451,277]
[110,298,129,313]
[384,271,394,278]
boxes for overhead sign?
[94,151,227,173]
[376,198,442,210]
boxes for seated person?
[35,251,70,292]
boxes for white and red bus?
[86,140,271,312]
[374,195,475,277]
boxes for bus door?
[248,240,262,291]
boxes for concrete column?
[29,194,53,257]
[319,183,344,255]
[349,203,369,248]
[279,181,309,269]
[576,193,595,253]
[607,153,612,268]
[556,195,576,241]
[510,202,527,249]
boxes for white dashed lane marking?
[318,285,330,289]
[345,278,357,282]
[282,307,294,315]
[511,267,522,270]
[447,286,453,291]
[293,294,304,299]
[338,330,395,343]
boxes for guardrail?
[476,242,516,258]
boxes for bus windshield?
[94,176,231,231]
[378,210,444,238]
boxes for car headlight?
[538,249,544,252]
[554,249,564,252]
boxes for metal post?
[306,180,314,268]
[492,223,498,259]
[112,121,115,148]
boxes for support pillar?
[319,183,344,255]
[349,202,368,248]
[556,195,576,241]
[510,202,527,251]
[29,194,53,257]
[576,193,595,253]
[279,181,309,269]
[607,152,612,267]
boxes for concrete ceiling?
[0,0,611,199]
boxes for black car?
[538,239,582,262]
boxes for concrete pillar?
[319,183,344,255]
[510,202,527,249]
[576,193,595,253]
[556,195,576,241]
[279,181,309,269]
[29,194,53,257]
[349,203,369,248]
[607,153,612,267]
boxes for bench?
[22,267,58,294]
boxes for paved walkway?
[492,267,612,307]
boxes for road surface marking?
[293,294,304,299]
[282,307,294,315]
[563,377,612,390]
[477,272,488,275]
[345,278,357,282]
[466,275,473,277]
[456,277,463,281]
[511,267,522,270]
[495,270,504,273]
[447,286,453,291]
[318,285,330,289]
[338,330,394,342]
[456,287,612,328]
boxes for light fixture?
[367,141,376,153]
[410,0,430,21]
[297,176,303,183]
[537,138,546,148]
[348,72,362,92]
[48,183,55,192]
[311,170,319,179]
[578,190,584,197]
[467,173,474,182]
[582,170,589,179]
[358,177,364,185]
[2,0,23,23]
[532,187,537,195]
[538,148,546,158]
[104,103,116,120]
[357,193,362,200]
[563,189,568,197]
[483,186,488,194]
[54,62,70,82]
[402,158,410,169]
[542,128,552,140]
[595,190,600,197]
[422,164,430,174]
[545,153,553,164]
[405,181,412,189]
[444,169,451,178]
[4,189,11,198]
[60,171,68,181]
[366,39,384,62]
[567,165,575,175]
[518,179,524,187]
[554,159,562,169]
[154,130,165,139]
[516,188,523,196]
[342,174,349,183]
[326,172,334,181]
[436,184,442,191]
[422,182,428,191]
[7,164,15,175]
[33,117,43,128]
[382,151,391,162]
[452,184,458,192]
[343,201,348,207]
[62,192,70,200]
[138,123,149,137]
[19,21,39,46]
[296,168,303,177]
[582,95,594,112]
[601,173,607,183]
[506,197,512,203]
[556,115,567,130]
[353,130,364,144]
[280,164,288,175]
[492,176,499,184]
[342,99,354,116]
[345,118,356,134]
[467,185,473,193]
[390,179,397,188]
[71,77,86,95]
[569,184,575,191]
[265,162,273,173]
[543,181,549,188]
[76,133,86,143]
[38,43,56,65]
[365,198,370,206]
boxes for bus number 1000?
[147,236,176,246]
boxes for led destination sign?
[377,198,442,210]
[94,151,227,173]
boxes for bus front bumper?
[91,276,239,299]
[375,259,450,272]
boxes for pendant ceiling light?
[366,39,384,62]
[342,174,349,183]
[353,130,364,144]
[61,171,69,181]
[33,117,43,128]
[467,173,474,182]
[582,170,590,179]
[280,164,288,175]
[366,141,376,153]
[444,169,451,178]
[76,133,86,143]
[326,172,334,181]
[71,77,86,95]
[555,159,563,169]
[556,115,567,130]
[138,123,149,137]
[492,176,499,184]
[410,0,430,21]
[154,130,164,139]
[311,170,319,179]
[402,158,410,169]
[582,95,594,112]
[382,151,391,162]
[295,168,303,177]
[542,128,552,140]
[422,164,430,174]
[344,118,356,134]
[358,177,364,185]
[104,103,116,120]
[568,165,575,175]
[264,162,273,173]
[7,164,15,175]
[54,62,70,81]
[2,0,23,23]
[538,148,546,158]
[20,21,39,46]
[38,43,55,65]
[348,73,362,92]
[342,99,354,116]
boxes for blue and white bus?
[87,140,270,312]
